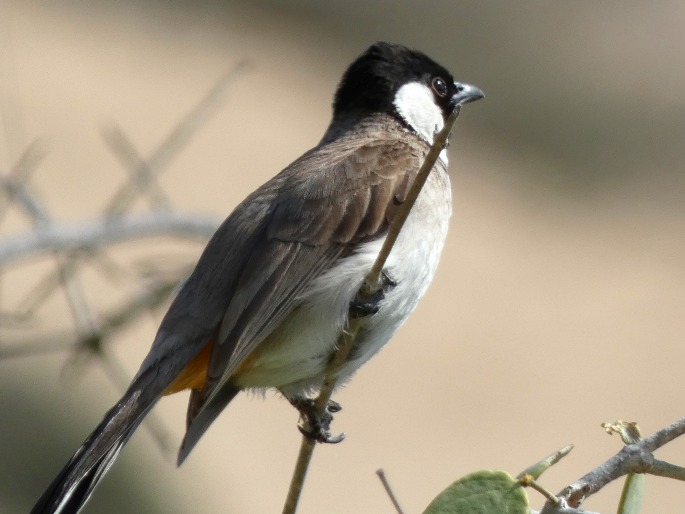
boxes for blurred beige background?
[2,1,685,513]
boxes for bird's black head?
[333,42,483,143]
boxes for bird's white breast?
[233,166,452,398]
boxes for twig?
[14,63,245,308]
[0,142,104,360]
[541,416,685,513]
[282,107,462,514]
[0,61,249,465]
[2,275,182,451]
[376,469,405,514]
[57,255,99,335]
[0,139,48,224]
[534,509,601,514]
[281,317,362,514]
[101,124,173,212]
[519,475,560,505]
[104,61,251,218]
[16,248,128,316]
[363,106,460,293]
[641,416,685,452]
[2,273,179,359]
[0,211,218,265]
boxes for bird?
[31,41,483,514]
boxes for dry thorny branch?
[538,417,685,513]
[2,61,685,513]
[0,61,250,453]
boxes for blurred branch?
[1,265,187,454]
[15,248,128,316]
[12,62,250,316]
[1,140,103,346]
[104,60,251,218]
[0,60,250,459]
[1,271,179,360]
[101,124,173,212]
[0,139,49,224]
[0,212,218,266]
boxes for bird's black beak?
[451,82,485,107]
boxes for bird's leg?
[291,274,396,441]
[349,271,397,318]
[289,396,345,444]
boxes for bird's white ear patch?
[393,82,445,145]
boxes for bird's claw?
[291,397,345,444]
[297,425,346,444]
[349,271,397,318]
[349,299,381,317]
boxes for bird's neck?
[319,112,417,146]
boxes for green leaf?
[423,470,529,514]
[517,444,574,480]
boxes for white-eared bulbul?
[31,42,483,514]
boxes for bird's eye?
[431,77,448,98]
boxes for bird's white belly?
[233,168,452,398]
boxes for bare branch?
[1,272,183,451]
[104,61,251,218]
[0,212,218,266]
[0,142,108,348]
[363,106,461,293]
[541,416,685,513]
[19,63,248,315]
[15,248,129,316]
[0,59,248,470]
[646,459,685,481]
[0,139,48,224]
[534,509,601,514]
[101,124,173,212]
[1,272,179,360]
[641,416,685,452]
[376,469,405,514]
[282,106,463,514]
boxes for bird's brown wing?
[179,130,427,460]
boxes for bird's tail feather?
[31,390,153,514]
[178,383,240,465]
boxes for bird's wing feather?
[211,134,423,381]
[179,129,426,458]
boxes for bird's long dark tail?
[31,388,155,514]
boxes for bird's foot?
[290,397,345,444]
[349,271,397,318]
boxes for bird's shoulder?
[266,118,431,245]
